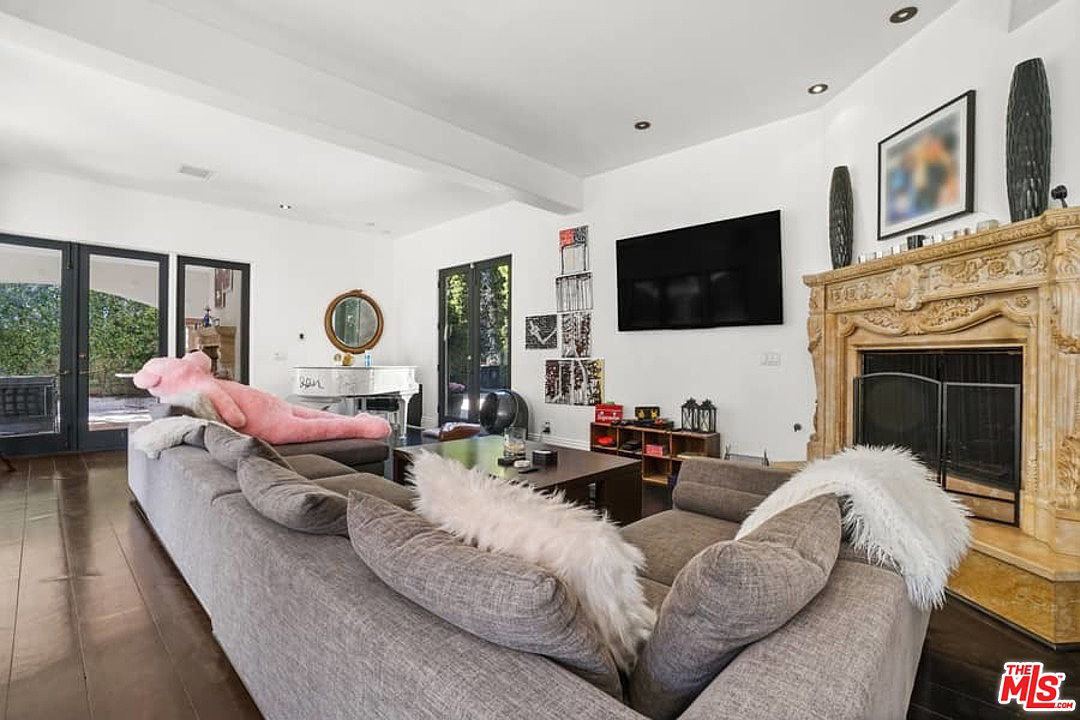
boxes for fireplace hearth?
[854,349,1021,524]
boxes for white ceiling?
[0,41,500,236]
[0,0,960,231]
[154,0,959,175]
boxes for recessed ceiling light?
[634,120,651,130]
[807,83,829,95]
[889,6,918,23]
[278,203,292,210]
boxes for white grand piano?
[292,365,419,441]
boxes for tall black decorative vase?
[1006,57,1052,222]
[829,166,853,269]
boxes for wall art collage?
[526,225,605,406]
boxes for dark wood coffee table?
[393,436,642,525]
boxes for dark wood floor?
[0,451,1075,719]
[0,451,260,719]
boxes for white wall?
[825,0,1080,258]
[393,0,1080,459]
[0,167,397,398]
[395,109,827,459]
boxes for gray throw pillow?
[628,495,842,720]
[204,423,287,470]
[238,457,347,535]
[347,492,623,699]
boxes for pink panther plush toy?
[133,351,391,445]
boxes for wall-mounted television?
[616,210,783,331]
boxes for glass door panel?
[78,246,167,450]
[943,382,1021,525]
[854,372,941,473]
[477,261,511,396]
[440,266,473,422]
[177,258,250,383]
[0,238,74,455]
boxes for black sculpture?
[1051,185,1068,208]
[478,389,529,434]
[829,166,854,269]
[1006,58,1052,221]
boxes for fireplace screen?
[854,350,1021,525]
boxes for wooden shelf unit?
[589,422,722,487]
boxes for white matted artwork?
[555,273,592,312]
[560,312,591,358]
[525,314,558,349]
[559,225,589,274]
[544,358,603,406]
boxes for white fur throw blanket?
[408,451,656,672]
[737,446,971,610]
[131,416,209,458]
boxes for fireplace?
[802,210,1080,647]
[854,349,1021,524]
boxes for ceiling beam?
[0,0,583,213]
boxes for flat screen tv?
[616,210,783,331]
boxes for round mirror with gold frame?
[324,289,384,353]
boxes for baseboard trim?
[529,433,588,451]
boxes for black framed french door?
[0,235,168,455]
[437,255,511,424]
[0,234,76,455]
[76,245,168,451]
[175,256,250,384]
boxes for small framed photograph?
[878,90,975,239]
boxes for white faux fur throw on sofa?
[737,446,971,610]
[132,415,209,458]
[408,451,656,672]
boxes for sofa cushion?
[284,454,356,480]
[238,458,415,535]
[313,473,414,509]
[672,458,792,522]
[639,577,670,613]
[620,509,739,586]
[408,451,654,673]
[238,457,352,535]
[347,492,623,699]
[204,424,287,471]
[274,437,389,467]
[628,495,842,720]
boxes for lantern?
[680,398,698,432]
[697,399,717,433]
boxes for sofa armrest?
[677,559,929,720]
[672,458,793,523]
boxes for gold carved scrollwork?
[925,246,1046,292]
[847,297,989,336]
[1052,230,1080,278]
[1051,319,1080,354]
[1056,435,1080,511]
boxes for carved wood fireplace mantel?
[804,209,1080,556]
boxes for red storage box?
[594,403,623,423]
[644,443,666,457]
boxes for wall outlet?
[761,351,782,367]
[542,421,552,434]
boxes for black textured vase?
[829,166,853,269]
[1006,57,1052,222]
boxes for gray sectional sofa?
[128,439,929,719]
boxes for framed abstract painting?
[878,90,975,239]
